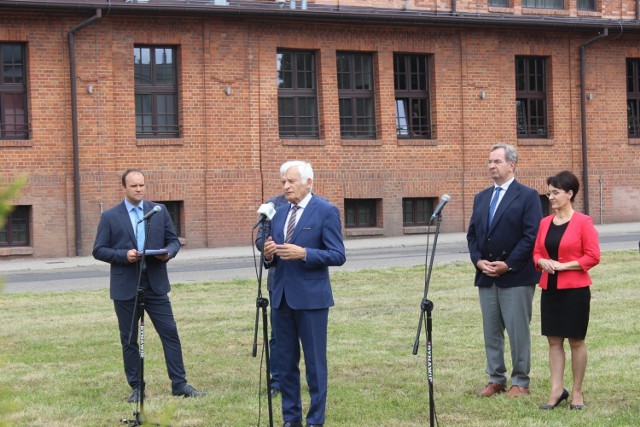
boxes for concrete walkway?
[1,221,638,274]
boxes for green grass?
[1,250,639,426]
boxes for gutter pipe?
[68,8,101,256]
[579,27,608,216]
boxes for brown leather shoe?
[479,382,506,397]
[505,385,530,397]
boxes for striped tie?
[488,187,502,227]
[285,205,300,243]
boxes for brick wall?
[1,7,639,257]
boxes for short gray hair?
[280,160,314,184]
[491,143,518,164]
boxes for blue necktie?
[133,207,145,251]
[488,187,502,227]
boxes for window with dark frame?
[337,52,376,139]
[577,0,595,10]
[627,59,640,138]
[344,199,377,228]
[402,197,436,226]
[0,205,30,246]
[522,0,563,8]
[155,201,183,238]
[277,50,319,138]
[134,46,179,138]
[0,44,29,140]
[489,0,510,7]
[394,54,432,139]
[516,56,548,138]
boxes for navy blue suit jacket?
[267,195,346,310]
[93,200,180,300]
[467,180,542,287]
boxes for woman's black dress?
[540,221,591,339]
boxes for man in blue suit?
[255,192,288,397]
[93,169,204,403]
[467,144,542,398]
[263,161,346,427]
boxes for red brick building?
[1,0,639,258]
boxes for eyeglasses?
[545,190,566,198]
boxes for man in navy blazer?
[93,169,204,403]
[467,144,542,398]
[263,161,346,427]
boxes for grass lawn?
[1,250,639,426]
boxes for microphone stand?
[121,216,171,427]
[251,219,274,427]
[412,213,444,427]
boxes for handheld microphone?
[137,205,162,224]
[253,202,276,229]
[430,194,451,221]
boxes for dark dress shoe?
[282,422,303,427]
[270,387,281,397]
[539,388,569,409]
[570,404,584,410]
[172,384,207,398]
[127,388,142,403]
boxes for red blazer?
[533,212,600,290]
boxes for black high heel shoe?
[539,388,569,410]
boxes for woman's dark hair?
[546,170,579,202]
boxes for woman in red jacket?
[533,170,600,411]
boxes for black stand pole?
[252,221,274,427]
[412,214,444,427]
[121,218,171,427]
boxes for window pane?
[394,56,407,90]
[277,51,319,138]
[134,46,179,137]
[277,52,293,89]
[1,44,28,139]
[577,0,594,10]
[396,99,409,136]
[344,199,377,228]
[394,54,431,139]
[0,205,30,246]
[515,56,547,138]
[2,45,24,84]
[338,52,376,138]
[336,54,351,90]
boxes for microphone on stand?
[252,202,276,229]
[137,205,162,224]
[430,194,451,222]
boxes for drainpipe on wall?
[579,27,608,216]
[68,9,102,256]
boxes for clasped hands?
[263,236,306,261]
[537,258,564,275]
[477,259,509,278]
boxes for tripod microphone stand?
[412,213,445,427]
[252,221,274,427]
[121,216,171,427]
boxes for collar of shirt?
[495,177,515,192]
[124,199,144,213]
[292,192,313,211]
